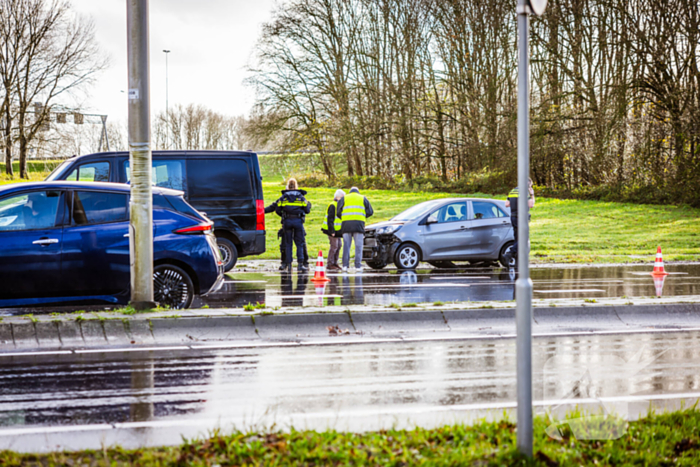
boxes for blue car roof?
[0,181,183,197]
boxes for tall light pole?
[163,49,170,149]
[516,0,546,457]
[127,0,155,309]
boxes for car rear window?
[187,159,252,198]
[471,201,506,220]
[73,191,128,225]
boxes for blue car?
[0,182,224,309]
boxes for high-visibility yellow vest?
[279,199,307,207]
[341,192,366,224]
[321,200,342,231]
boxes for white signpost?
[516,0,546,457]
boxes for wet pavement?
[193,263,700,309]
[1,330,699,451]
[1,263,699,315]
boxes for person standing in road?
[504,178,535,267]
[265,178,312,273]
[336,186,373,272]
[322,189,345,271]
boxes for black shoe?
[279,264,287,271]
[298,265,308,273]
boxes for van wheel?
[217,237,238,272]
[394,244,420,270]
[153,264,194,309]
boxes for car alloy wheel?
[395,244,419,270]
[499,243,516,268]
[153,264,194,309]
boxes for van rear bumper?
[238,230,266,257]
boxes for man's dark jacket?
[265,189,312,219]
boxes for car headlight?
[376,224,402,235]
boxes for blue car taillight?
[173,223,212,235]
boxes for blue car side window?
[72,191,128,225]
[0,191,60,231]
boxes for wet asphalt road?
[1,329,699,451]
[1,263,698,315]
[193,263,700,309]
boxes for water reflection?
[0,332,699,436]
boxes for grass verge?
[2,409,699,465]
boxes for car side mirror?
[426,214,438,225]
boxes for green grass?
[2,409,699,465]
[0,160,61,185]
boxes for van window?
[66,162,110,182]
[187,159,252,198]
[124,160,185,191]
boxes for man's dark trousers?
[511,215,519,258]
[283,217,305,265]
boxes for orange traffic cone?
[311,250,331,283]
[651,246,669,276]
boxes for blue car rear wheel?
[154,264,194,309]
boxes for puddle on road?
[2,264,699,315]
[193,263,700,309]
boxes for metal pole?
[516,0,533,456]
[163,49,170,149]
[127,0,155,309]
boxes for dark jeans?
[283,218,305,265]
[511,215,519,258]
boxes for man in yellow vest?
[336,187,374,272]
[504,178,535,267]
[321,189,345,271]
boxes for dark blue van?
[47,151,266,271]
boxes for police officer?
[321,189,345,271]
[266,178,311,273]
[504,178,535,267]
[336,186,373,272]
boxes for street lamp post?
[127,0,155,309]
[516,0,546,457]
[163,49,170,149]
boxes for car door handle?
[460,225,469,230]
[32,238,59,245]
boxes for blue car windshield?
[391,200,442,222]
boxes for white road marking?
[535,289,605,293]
[0,350,73,358]
[224,280,268,283]
[74,346,189,354]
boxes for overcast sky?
[70,0,276,125]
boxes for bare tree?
[0,0,106,178]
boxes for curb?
[1,303,699,351]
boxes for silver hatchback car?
[362,198,515,270]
